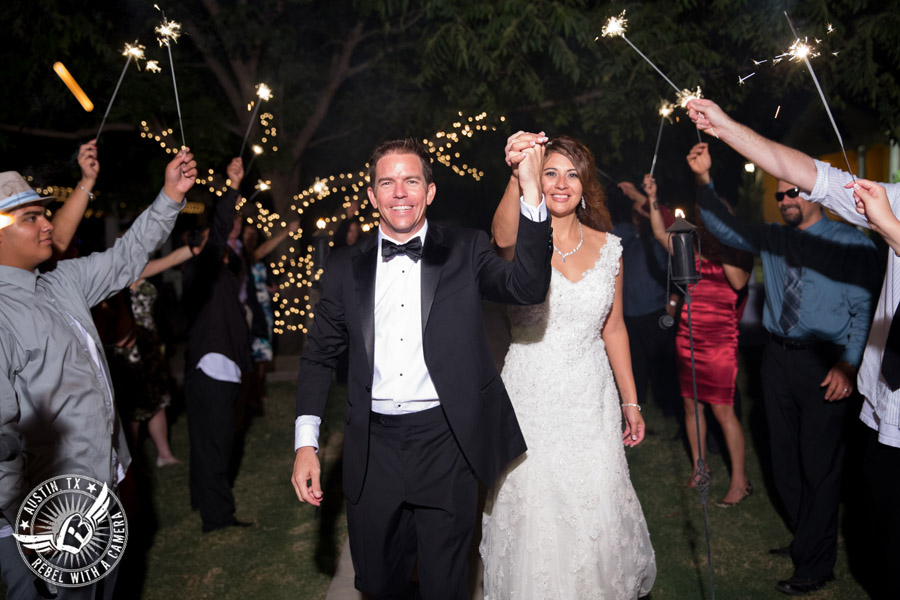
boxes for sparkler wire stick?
[595,166,617,184]
[239,84,272,158]
[155,7,186,149]
[165,43,185,149]
[620,36,682,95]
[239,102,263,158]
[96,42,144,141]
[783,11,855,179]
[650,103,674,176]
[650,114,666,176]
[245,145,263,173]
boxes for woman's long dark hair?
[544,135,612,233]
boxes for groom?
[291,138,551,599]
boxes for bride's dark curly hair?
[544,135,613,233]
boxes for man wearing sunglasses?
[684,140,879,597]
[687,98,900,599]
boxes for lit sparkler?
[248,178,271,202]
[145,60,161,73]
[245,144,264,174]
[0,214,14,229]
[154,5,186,149]
[599,11,683,96]
[95,41,145,141]
[239,83,274,158]
[783,11,854,179]
[738,73,756,85]
[676,87,708,141]
[649,100,675,177]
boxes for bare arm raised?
[492,131,547,260]
[687,98,818,192]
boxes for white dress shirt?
[808,159,900,447]
[295,198,547,450]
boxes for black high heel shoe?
[716,481,752,508]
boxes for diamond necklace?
[553,221,583,262]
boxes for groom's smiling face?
[368,152,435,243]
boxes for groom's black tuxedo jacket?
[296,213,552,504]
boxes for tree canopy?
[1,0,898,219]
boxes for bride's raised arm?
[492,131,546,261]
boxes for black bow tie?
[381,237,423,262]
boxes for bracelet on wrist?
[77,184,94,201]
[621,403,641,411]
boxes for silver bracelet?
[77,184,94,201]
[621,403,641,411]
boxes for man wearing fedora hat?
[0,150,196,599]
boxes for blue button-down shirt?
[697,182,878,367]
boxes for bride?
[480,132,656,599]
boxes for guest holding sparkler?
[689,98,898,598]
[640,165,753,507]
[480,132,655,599]
[182,157,254,533]
[681,114,879,594]
[0,149,197,598]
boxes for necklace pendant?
[561,256,566,262]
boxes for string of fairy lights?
[135,108,503,334]
[61,8,847,339]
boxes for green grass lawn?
[117,381,347,600]
[12,348,871,599]
[627,346,871,599]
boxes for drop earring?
[581,196,586,210]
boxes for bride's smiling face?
[542,152,582,217]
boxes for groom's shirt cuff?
[519,195,547,222]
[294,415,321,452]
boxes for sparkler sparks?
[650,100,675,176]
[245,144,264,173]
[599,10,697,106]
[155,6,186,149]
[659,100,674,119]
[145,60,161,73]
[154,19,181,46]
[783,10,854,179]
[240,82,274,157]
[784,38,819,62]
[256,83,273,101]
[676,87,703,109]
[96,40,146,141]
[122,43,146,65]
[600,12,627,38]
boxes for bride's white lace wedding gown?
[480,235,656,599]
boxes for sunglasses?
[775,187,800,202]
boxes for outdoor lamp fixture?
[667,209,700,285]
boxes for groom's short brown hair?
[367,139,433,186]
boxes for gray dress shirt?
[0,190,184,529]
